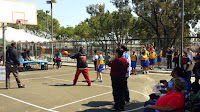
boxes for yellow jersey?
[149,52,156,59]
[97,55,104,65]
[140,55,148,60]
[157,50,162,56]
[131,54,137,61]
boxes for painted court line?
[0,74,73,84]
[0,93,58,112]
[50,91,112,110]
[47,77,148,111]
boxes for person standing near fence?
[104,52,111,70]
[108,48,128,111]
[6,42,25,89]
[131,50,137,75]
[194,47,200,83]
[166,48,173,69]
[149,49,157,70]
[157,47,163,69]
[93,50,98,71]
[70,47,91,86]
[140,51,149,74]
[121,45,131,104]
[173,50,180,68]
[96,51,104,82]
[55,50,62,69]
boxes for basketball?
[63,51,69,55]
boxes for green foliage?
[86,4,105,17]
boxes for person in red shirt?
[108,48,128,111]
[144,77,186,112]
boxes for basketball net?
[16,19,28,30]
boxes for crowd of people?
[4,42,200,111]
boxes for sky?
[15,0,118,27]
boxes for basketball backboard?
[0,0,37,25]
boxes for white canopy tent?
[0,27,50,43]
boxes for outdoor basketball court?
[0,66,172,112]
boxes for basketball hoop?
[16,19,28,30]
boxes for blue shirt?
[168,77,188,91]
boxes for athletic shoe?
[73,83,76,85]
[141,66,143,69]
[88,84,91,86]
[143,71,145,74]
[98,80,103,82]
[146,71,149,74]
[130,73,134,75]
[95,78,99,81]
[18,84,25,88]
[134,73,137,75]
[125,101,130,105]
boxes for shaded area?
[49,84,88,87]
[79,100,144,112]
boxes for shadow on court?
[79,100,144,112]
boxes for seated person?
[144,77,186,112]
[159,67,189,94]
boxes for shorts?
[141,60,149,68]
[157,56,162,62]
[131,61,136,68]
[97,64,104,73]
[149,59,155,65]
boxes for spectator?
[181,52,194,91]
[149,49,157,70]
[121,45,131,104]
[104,52,111,70]
[130,50,137,75]
[6,42,25,89]
[173,50,180,68]
[187,48,193,61]
[144,77,186,112]
[96,51,104,82]
[93,50,98,71]
[108,48,128,111]
[194,47,200,83]
[166,48,173,69]
[55,50,62,69]
[166,67,189,92]
[157,48,163,69]
[140,51,149,74]
[70,47,91,86]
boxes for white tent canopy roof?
[0,27,50,43]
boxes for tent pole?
[2,23,6,66]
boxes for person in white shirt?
[93,50,98,71]
[187,48,193,62]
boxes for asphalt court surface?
[0,66,172,112]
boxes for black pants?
[124,77,130,102]
[94,59,97,71]
[56,60,61,68]
[174,58,179,68]
[111,76,125,110]
[167,57,172,69]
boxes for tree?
[130,0,200,49]
[86,4,105,17]
[26,10,60,39]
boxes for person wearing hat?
[144,77,186,112]
[130,50,137,75]
[6,42,25,89]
